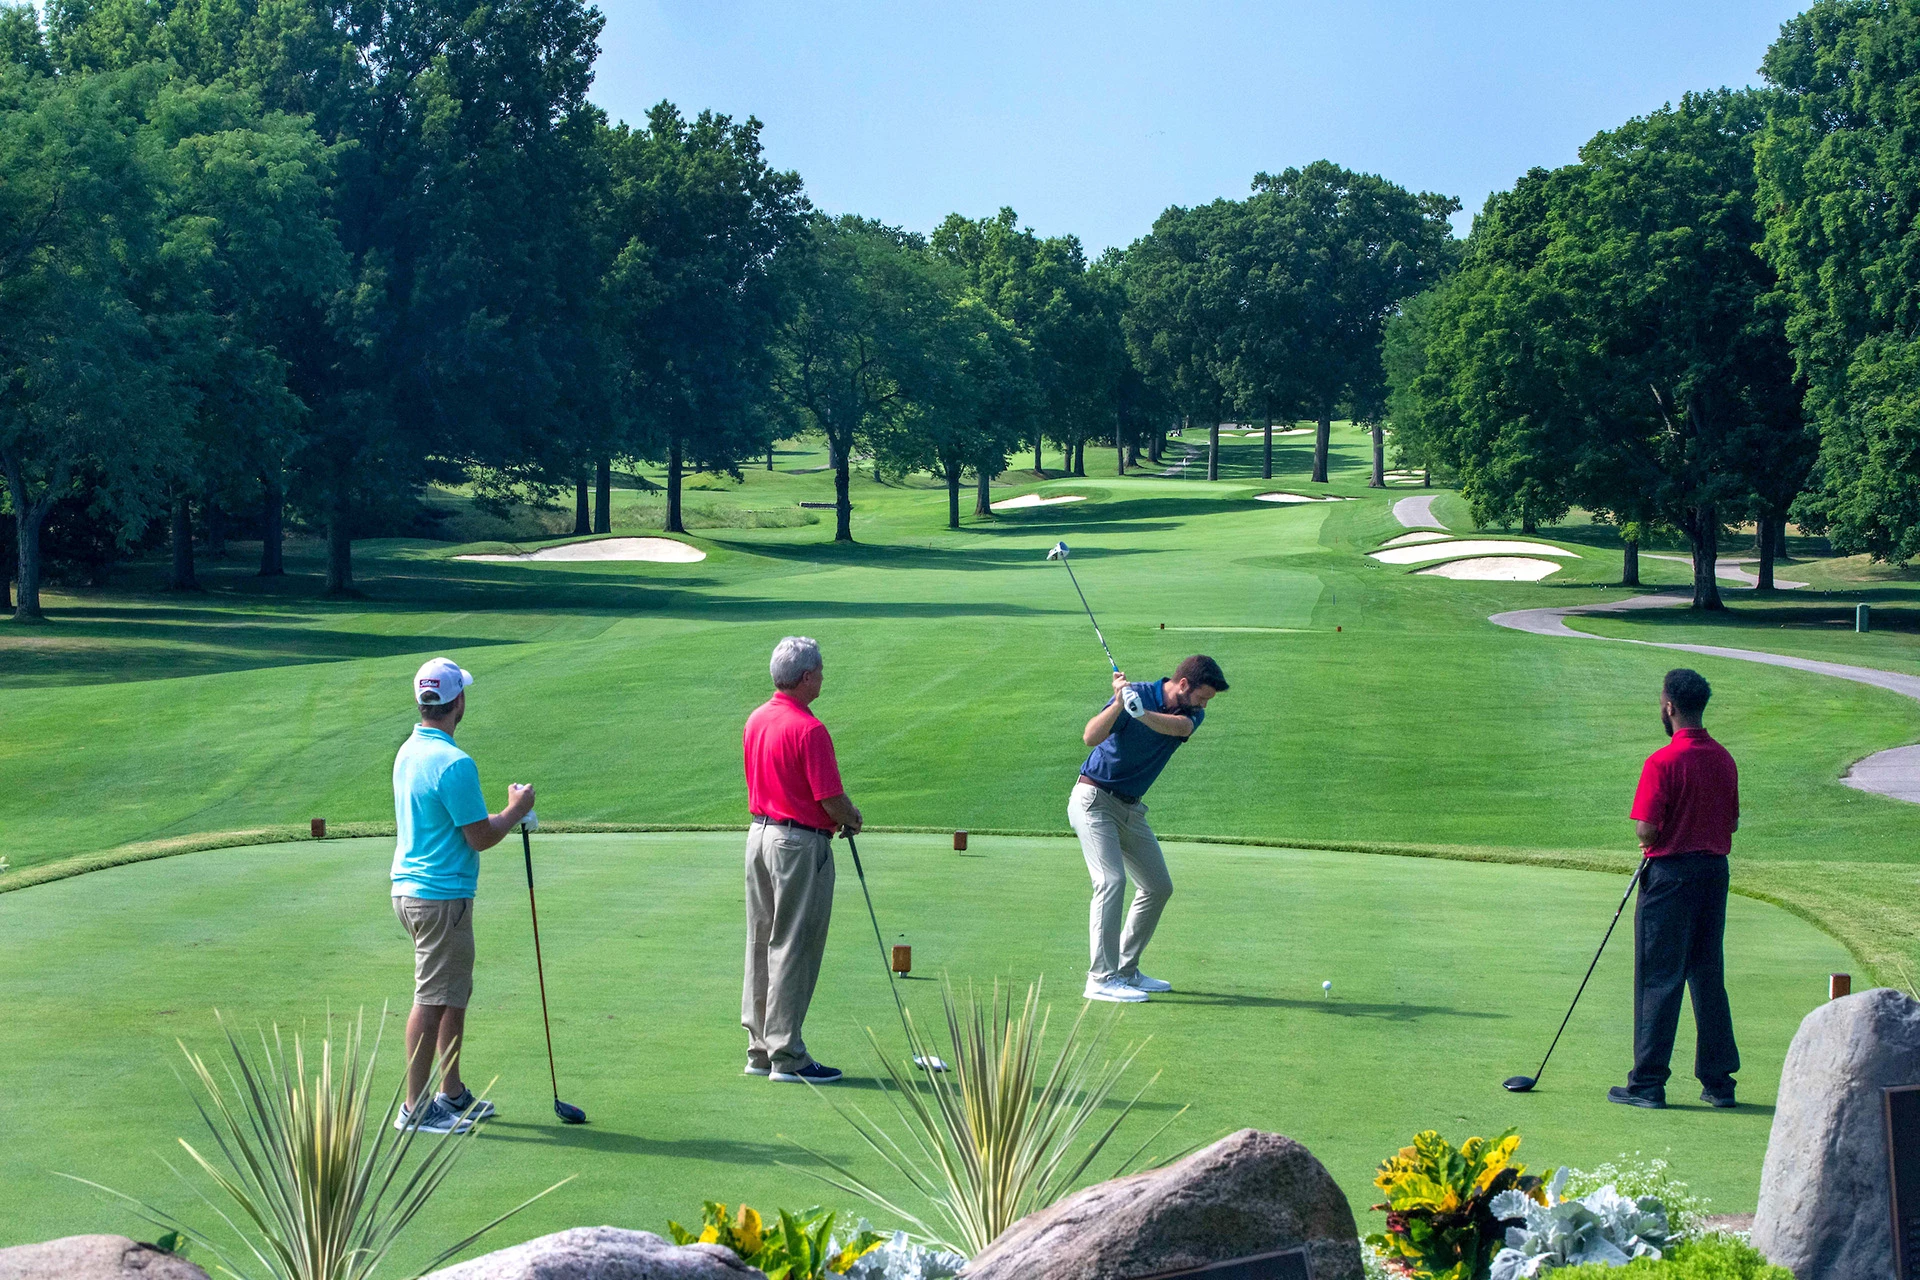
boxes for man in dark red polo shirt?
[1611,668,1741,1110]
[741,636,862,1085]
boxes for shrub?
[667,1202,883,1279]
[1561,1156,1710,1239]
[791,978,1186,1256]
[64,1009,567,1280]
[1367,1130,1545,1280]
[838,1228,966,1280]
[1549,1234,1789,1279]
[1489,1168,1670,1278]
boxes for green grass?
[0,834,1846,1272]
[4,424,1920,1258]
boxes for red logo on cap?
[420,677,441,687]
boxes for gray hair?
[770,636,823,690]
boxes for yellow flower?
[734,1205,765,1256]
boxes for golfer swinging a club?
[1072,654,1228,1003]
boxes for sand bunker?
[1382,531,1451,547]
[990,493,1086,510]
[1255,492,1354,503]
[1417,556,1564,581]
[456,537,707,564]
[1370,539,1580,566]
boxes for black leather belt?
[1079,775,1141,805]
[752,814,835,836]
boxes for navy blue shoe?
[770,1061,843,1084]
[1700,1088,1737,1108]
[1608,1085,1666,1109]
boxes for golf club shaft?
[1529,856,1648,1083]
[844,832,914,1038]
[1060,559,1121,672]
[521,827,563,1101]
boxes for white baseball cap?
[414,657,474,706]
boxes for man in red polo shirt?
[1611,668,1741,1110]
[741,636,863,1085]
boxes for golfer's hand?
[842,806,864,835]
[1112,670,1129,699]
[506,783,535,819]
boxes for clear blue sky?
[589,0,1805,251]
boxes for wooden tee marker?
[953,830,968,851]
[891,945,911,975]
[310,818,326,839]
[1831,972,1852,1000]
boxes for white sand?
[990,493,1086,510]
[1255,492,1353,503]
[456,537,707,563]
[1382,531,1451,546]
[1417,556,1564,581]
[1369,539,1581,565]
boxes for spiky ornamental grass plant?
[64,1008,570,1280]
[786,979,1189,1256]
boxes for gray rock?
[427,1227,762,1280]
[0,1235,209,1280]
[964,1128,1362,1280]
[1753,986,1920,1280]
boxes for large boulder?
[1753,986,1920,1279]
[426,1227,762,1280]
[964,1128,1362,1280]
[0,1235,209,1280]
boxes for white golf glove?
[1120,685,1145,717]
[521,809,539,833]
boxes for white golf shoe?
[1084,976,1148,1003]
[1126,972,1173,993]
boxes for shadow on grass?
[1596,600,1920,634]
[1168,990,1509,1021]
[479,1120,828,1164]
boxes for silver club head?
[1046,541,1069,561]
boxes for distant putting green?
[4,427,1920,1260]
[0,833,1846,1273]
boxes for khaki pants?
[742,821,836,1072]
[1068,782,1172,982]
[393,896,475,1009]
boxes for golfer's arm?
[1634,819,1659,850]
[820,792,861,832]
[1083,701,1125,746]
[461,812,523,852]
[1136,710,1196,738]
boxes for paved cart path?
[1490,592,1920,805]
[1393,494,1445,529]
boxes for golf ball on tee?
[1322,980,1332,997]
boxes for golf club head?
[914,1054,951,1073]
[1046,541,1069,561]
[554,1098,587,1124]
[1502,1076,1538,1093]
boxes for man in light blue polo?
[392,657,535,1133]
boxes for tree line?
[0,0,1470,620]
[1387,0,1920,609]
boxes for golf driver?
[520,815,587,1123]
[1047,541,1144,715]
[1503,856,1649,1093]
[844,831,948,1072]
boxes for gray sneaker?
[394,1096,474,1134]
[437,1087,496,1120]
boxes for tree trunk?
[206,498,226,559]
[169,492,199,591]
[259,472,284,576]
[1312,415,1331,483]
[1370,422,1386,488]
[1150,431,1162,463]
[1689,505,1723,610]
[1757,513,1776,592]
[1522,511,1538,535]
[946,464,961,530]
[1116,416,1126,476]
[1262,405,1273,480]
[595,457,611,533]
[13,505,44,620]
[1034,434,1043,476]
[1207,421,1219,481]
[834,439,853,541]
[766,443,774,471]
[974,468,991,517]
[666,436,685,534]
[1073,438,1085,477]
[1423,467,1431,488]
[324,506,353,596]
[573,476,591,535]
[1622,537,1640,587]
[1775,517,1789,559]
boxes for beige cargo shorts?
[393,896,475,1008]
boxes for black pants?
[1630,853,1739,1094]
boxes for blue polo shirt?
[391,727,490,900]
[1079,679,1204,799]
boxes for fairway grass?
[0,834,1846,1270]
[3,426,1920,1257]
